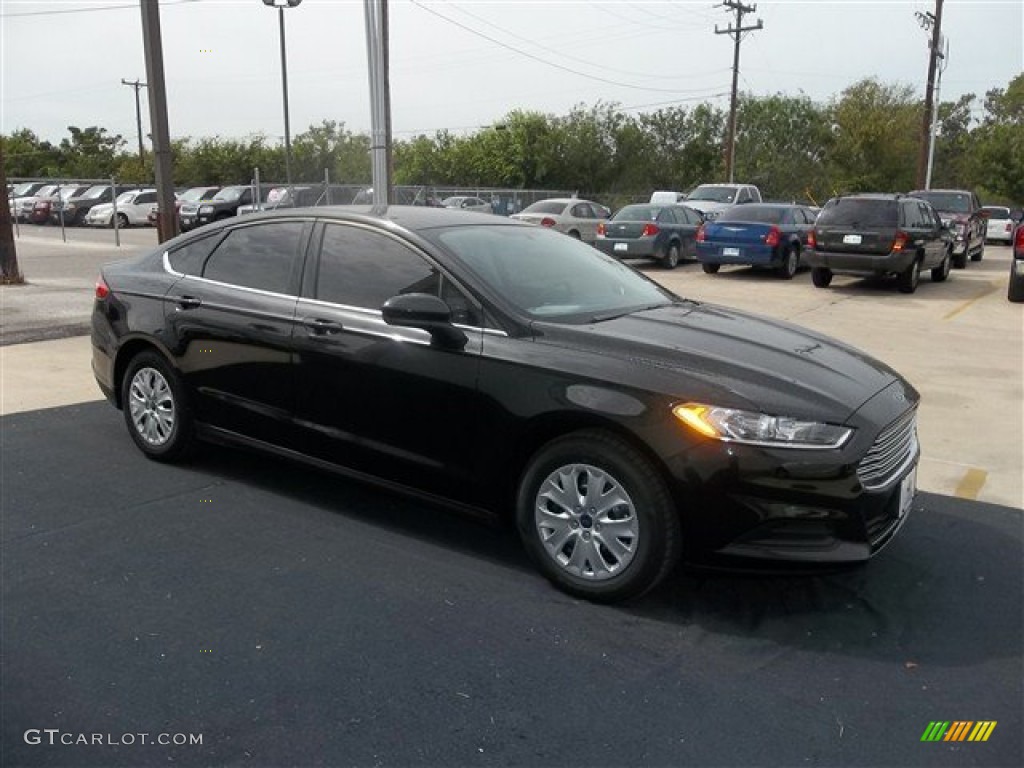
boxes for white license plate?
[614,243,628,252]
[898,467,917,519]
[722,247,740,257]
[843,234,862,244]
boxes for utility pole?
[925,37,949,190]
[139,0,178,242]
[915,0,944,190]
[121,78,147,165]
[715,1,762,183]
[364,0,393,206]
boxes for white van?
[650,191,686,204]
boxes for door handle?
[173,295,202,309]
[302,317,343,336]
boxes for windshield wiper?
[591,302,672,323]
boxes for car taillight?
[1005,221,1013,234]
[641,223,659,237]
[763,226,781,247]
[540,217,556,227]
[892,231,909,252]
[1015,226,1024,250]
[95,276,110,300]
[596,222,606,237]
[696,224,706,242]
[807,230,817,248]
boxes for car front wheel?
[701,263,720,274]
[516,430,682,603]
[121,351,195,462]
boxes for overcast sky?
[2,0,1021,149]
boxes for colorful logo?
[921,721,996,742]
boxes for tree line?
[5,75,1021,208]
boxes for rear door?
[163,219,310,442]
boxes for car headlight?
[673,403,853,449]
[199,205,214,214]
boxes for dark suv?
[908,188,986,267]
[806,194,952,294]
[179,185,270,230]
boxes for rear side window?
[817,199,898,228]
[167,234,220,276]
[202,222,304,294]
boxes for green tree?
[826,79,919,194]
[58,126,126,179]
[966,74,1024,203]
[2,129,63,178]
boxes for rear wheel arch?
[113,338,177,409]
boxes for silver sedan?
[510,198,609,244]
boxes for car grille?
[857,408,918,491]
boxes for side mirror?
[381,293,468,350]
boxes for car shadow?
[628,492,1023,667]
[196,444,1022,668]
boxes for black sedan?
[593,203,703,268]
[92,207,920,602]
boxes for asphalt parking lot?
[2,225,1022,767]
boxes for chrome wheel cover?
[534,463,639,581]
[128,367,176,446]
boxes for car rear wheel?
[952,249,968,269]
[811,267,832,288]
[777,246,798,279]
[516,430,681,603]
[897,258,921,294]
[701,263,720,274]
[971,240,984,262]
[121,351,195,462]
[568,230,581,240]
[663,243,680,269]
[931,250,951,282]
[116,212,129,228]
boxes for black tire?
[662,243,680,269]
[897,257,921,294]
[931,249,951,282]
[115,212,129,229]
[121,351,196,462]
[701,262,720,274]
[952,249,968,269]
[568,230,582,240]
[811,266,833,288]
[1008,262,1024,303]
[971,240,984,262]
[777,246,798,279]
[73,209,87,226]
[516,430,682,603]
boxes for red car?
[1009,219,1024,302]
[29,185,92,224]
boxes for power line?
[409,0,726,95]
[0,0,197,20]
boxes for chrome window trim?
[295,295,507,338]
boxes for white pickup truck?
[684,183,762,220]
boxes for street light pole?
[263,0,302,190]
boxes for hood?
[90,203,114,215]
[535,303,901,423]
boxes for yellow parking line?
[943,282,998,321]
[954,468,988,500]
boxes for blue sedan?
[695,203,818,279]
[594,203,704,269]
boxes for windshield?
[428,224,675,322]
[520,201,567,215]
[687,185,736,203]
[11,183,39,197]
[982,207,1010,220]
[116,191,136,204]
[213,188,244,202]
[182,187,216,202]
[912,191,971,213]
[36,185,60,197]
[817,198,897,227]
[81,186,108,199]
[718,205,787,224]
[60,187,84,201]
